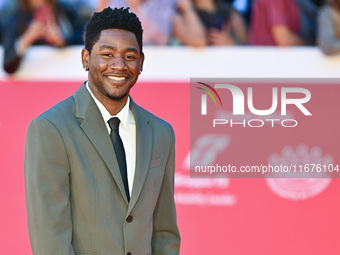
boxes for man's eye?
[126,55,136,60]
[103,53,113,57]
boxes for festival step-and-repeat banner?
[1,79,340,254]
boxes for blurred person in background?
[317,0,340,55]
[97,0,177,45]
[249,0,317,46]
[1,0,89,74]
[294,0,318,45]
[172,0,207,46]
[174,0,248,46]
[0,0,5,43]
[59,0,95,23]
[232,0,253,25]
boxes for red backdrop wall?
[1,80,340,255]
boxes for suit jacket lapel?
[128,99,153,211]
[73,83,129,204]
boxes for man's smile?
[107,76,127,81]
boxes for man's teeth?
[108,76,125,81]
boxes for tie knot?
[108,117,120,131]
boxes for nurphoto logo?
[189,78,340,179]
[195,80,312,128]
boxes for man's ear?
[81,48,89,70]
[140,52,145,73]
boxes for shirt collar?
[86,81,131,131]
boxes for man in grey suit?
[24,7,180,255]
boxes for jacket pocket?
[75,251,100,255]
[149,157,162,169]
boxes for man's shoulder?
[33,83,87,124]
[37,95,75,123]
[26,95,77,137]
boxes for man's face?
[82,29,144,103]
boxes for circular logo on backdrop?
[266,144,332,201]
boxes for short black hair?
[84,7,143,54]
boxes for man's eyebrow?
[98,45,139,53]
[99,45,116,50]
[125,48,139,53]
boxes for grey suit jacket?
[25,83,180,255]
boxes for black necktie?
[108,117,130,202]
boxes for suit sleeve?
[152,124,181,255]
[25,117,75,255]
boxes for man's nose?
[110,56,127,70]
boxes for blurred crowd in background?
[0,0,339,74]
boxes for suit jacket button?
[126,215,133,223]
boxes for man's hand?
[208,27,235,46]
[176,0,194,13]
[45,23,65,47]
[19,20,45,49]
[272,25,307,46]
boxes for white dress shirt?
[86,82,136,195]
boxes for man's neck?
[100,96,129,116]
[87,83,129,116]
